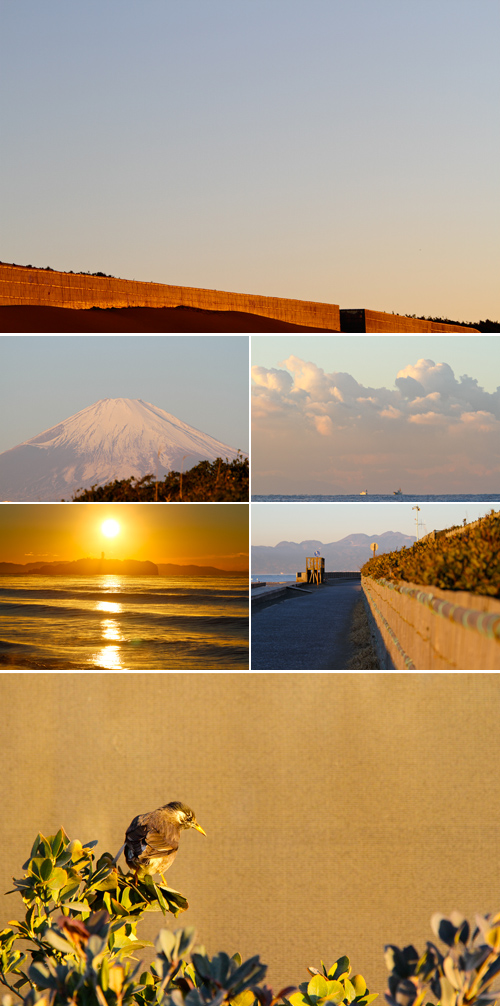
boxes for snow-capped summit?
[0,398,244,501]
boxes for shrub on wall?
[361,511,500,596]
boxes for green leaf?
[154,885,169,916]
[44,930,74,955]
[28,858,44,879]
[48,867,68,891]
[333,958,350,980]
[343,979,356,1003]
[28,961,55,989]
[101,957,110,990]
[90,874,118,892]
[308,975,329,999]
[288,994,307,1006]
[120,887,132,910]
[351,977,367,997]
[113,938,153,958]
[49,829,67,859]
[157,929,177,960]
[177,927,197,959]
[59,881,82,901]
[40,859,54,882]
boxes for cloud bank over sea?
[251,357,500,494]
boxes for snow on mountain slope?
[0,398,245,501]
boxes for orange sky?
[0,504,248,571]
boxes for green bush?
[68,456,249,502]
[0,831,375,1006]
[1,833,500,1006]
[361,511,500,596]
[385,911,500,1006]
[285,957,377,1006]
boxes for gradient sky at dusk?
[251,502,498,546]
[252,334,500,494]
[2,0,498,323]
[0,336,248,454]
[0,504,249,570]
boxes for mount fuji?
[0,398,245,501]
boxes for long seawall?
[0,264,341,330]
[340,308,479,333]
[362,575,500,669]
[0,264,480,332]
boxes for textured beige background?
[1,673,499,999]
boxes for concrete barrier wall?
[362,576,500,670]
[325,571,361,580]
[340,308,478,333]
[0,264,341,330]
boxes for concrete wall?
[362,576,500,669]
[340,308,479,333]
[324,571,361,580]
[0,264,341,330]
[2,674,500,998]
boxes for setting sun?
[101,519,120,538]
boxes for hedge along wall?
[362,576,500,670]
[0,264,341,330]
[340,308,479,333]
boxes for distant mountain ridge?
[0,559,247,577]
[252,531,416,573]
[0,397,243,501]
[0,558,158,576]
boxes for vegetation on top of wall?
[361,510,500,596]
[402,314,500,332]
[0,263,115,277]
[68,456,249,502]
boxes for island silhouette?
[0,559,246,577]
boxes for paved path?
[251,580,361,669]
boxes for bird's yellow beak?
[193,823,207,836]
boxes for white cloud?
[313,415,334,436]
[251,366,293,394]
[252,356,500,428]
[251,355,500,492]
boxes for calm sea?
[252,574,296,582]
[0,575,248,670]
[251,494,500,502]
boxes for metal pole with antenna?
[412,506,421,539]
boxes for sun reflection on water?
[100,575,123,593]
[102,619,122,641]
[93,645,123,670]
[97,601,121,613]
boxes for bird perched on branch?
[122,801,206,884]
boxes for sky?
[251,501,498,545]
[251,334,500,494]
[1,0,499,324]
[0,503,249,569]
[0,335,249,453]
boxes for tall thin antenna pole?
[412,505,421,539]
